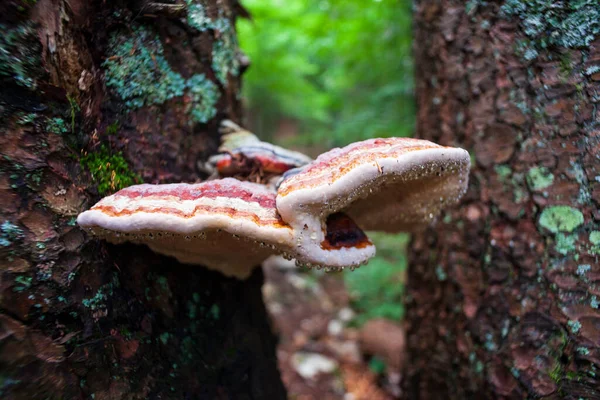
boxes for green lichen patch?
[82,273,120,311]
[0,221,24,247]
[555,233,577,255]
[47,118,68,135]
[568,161,591,204]
[538,206,584,234]
[567,319,581,334]
[526,166,554,191]
[80,145,141,195]
[211,18,240,86]
[103,25,219,123]
[502,0,600,60]
[186,74,219,123]
[185,0,212,31]
[182,1,240,86]
[589,230,600,255]
[0,23,42,89]
[494,164,512,181]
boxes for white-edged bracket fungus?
[207,120,312,179]
[78,136,469,279]
[276,137,471,234]
[77,178,374,279]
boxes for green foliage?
[237,0,414,147]
[103,25,219,123]
[344,233,408,326]
[80,145,141,195]
[502,0,600,60]
[368,356,387,374]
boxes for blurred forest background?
[239,0,414,325]
[236,2,414,393]
[238,0,414,149]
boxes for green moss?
[548,362,563,384]
[538,206,584,233]
[80,145,141,195]
[106,121,119,136]
[502,0,600,60]
[527,166,554,191]
[0,23,42,89]
[103,25,219,123]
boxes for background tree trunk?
[404,1,600,398]
[0,1,286,399]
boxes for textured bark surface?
[0,1,285,398]
[405,1,600,398]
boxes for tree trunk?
[405,1,600,398]
[0,1,285,399]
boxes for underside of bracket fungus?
[276,137,471,233]
[208,120,312,179]
[77,178,374,279]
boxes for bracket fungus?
[77,178,374,279]
[77,179,291,278]
[78,134,469,279]
[276,137,470,233]
[207,120,312,180]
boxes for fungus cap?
[276,137,470,232]
[209,120,312,177]
[77,178,293,279]
[77,178,375,278]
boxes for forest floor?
[263,246,407,400]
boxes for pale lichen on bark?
[405,0,600,398]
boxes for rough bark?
[0,1,285,399]
[405,1,600,398]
